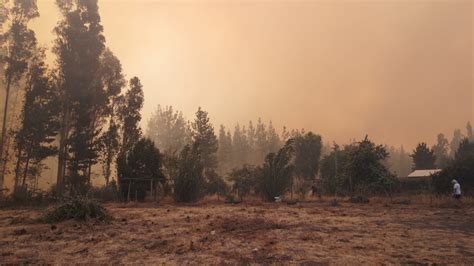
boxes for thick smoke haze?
[32,0,472,149]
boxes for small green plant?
[41,198,111,223]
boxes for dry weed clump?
[41,198,111,223]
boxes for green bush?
[117,138,165,201]
[88,181,120,202]
[229,165,257,201]
[432,138,474,195]
[173,144,205,202]
[10,186,32,203]
[205,170,229,198]
[41,198,110,223]
[257,143,294,201]
[1,187,51,207]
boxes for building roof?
[407,169,442,178]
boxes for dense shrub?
[229,165,257,201]
[173,144,205,202]
[432,138,474,195]
[1,187,51,207]
[205,170,229,198]
[88,181,120,202]
[320,136,395,197]
[42,198,110,223]
[117,138,165,201]
[256,143,294,201]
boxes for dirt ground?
[1,199,473,265]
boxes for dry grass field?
[1,197,473,264]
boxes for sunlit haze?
[32,0,473,149]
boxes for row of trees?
[137,105,324,202]
[0,0,144,198]
[0,1,471,202]
[121,121,474,203]
[147,105,297,174]
[170,120,323,202]
[411,122,474,171]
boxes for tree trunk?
[14,145,23,190]
[56,104,70,192]
[21,155,31,188]
[105,148,112,186]
[87,163,92,186]
[0,78,12,197]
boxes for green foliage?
[42,198,110,223]
[173,144,205,202]
[3,0,38,83]
[0,187,51,207]
[120,77,144,153]
[384,145,412,177]
[411,142,436,170]
[292,131,322,181]
[320,144,349,195]
[432,133,450,169]
[256,141,294,201]
[467,122,474,142]
[321,137,394,196]
[88,181,120,202]
[205,169,229,197]
[0,0,40,195]
[218,125,233,173]
[229,165,257,201]
[13,50,59,190]
[191,107,218,171]
[450,129,464,157]
[98,49,125,185]
[345,136,391,194]
[433,138,474,195]
[231,124,251,167]
[117,138,164,201]
[53,0,108,192]
[147,105,191,155]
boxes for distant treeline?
[146,105,474,179]
[0,1,472,203]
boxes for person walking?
[452,179,461,200]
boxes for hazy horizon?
[30,0,473,149]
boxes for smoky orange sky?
[31,0,473,149]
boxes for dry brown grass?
[0,198,473,264]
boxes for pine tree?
[217,125,232,173]
[191,107,218,171]
[119,77,144,154]
[432,133,449,169]
[450,129,464,158]
[247,120,256,160]
[466,122,473,142]
[254,118,268,163]
[232,124,249,167]
[411,142,436,170]
[267,121,281,154]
